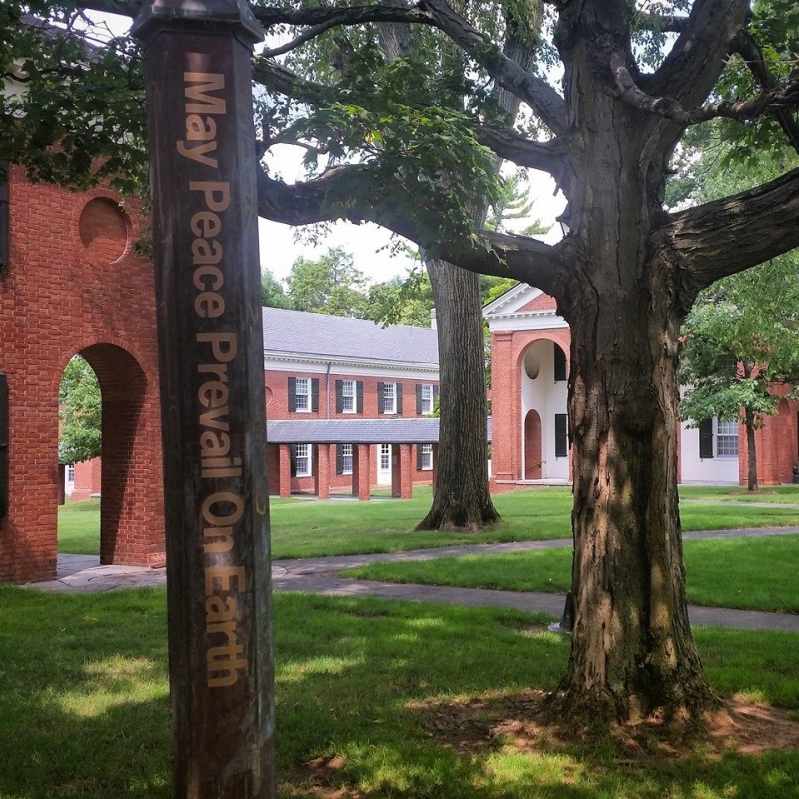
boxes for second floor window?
[417,384,434,415]
[289,376,319,412]
[295,378,310,411]
[342,380,355,413]
[379,381,403,414]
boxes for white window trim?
[420,384,433,415]
[295,377,311,413]
[342,380,356,414]
[341,443,353,475]
[383,383,397,415]
[295,443,312,476]
[716,419,739,458]
[420,444,433,471]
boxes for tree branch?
[255,164,567,293]
[732,30,799,154]
[607,47,799,130]
[476,126,566,178]
[645,0,750,107]
[657,167,799,298]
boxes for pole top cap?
[132,0,264,46]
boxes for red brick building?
[0,168,441,583]
[0,165,165,582]
[485,283,799,490]
[262,308,441,499]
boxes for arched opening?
[57,343,149,564]
[57,355,102,554]
[524,409,542,479]
[519,338,569,482]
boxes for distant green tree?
[260,268,290,308]
[680,255,799,491]
[58,356,101,464]
[286,247,368,317]
[365,269,434,328]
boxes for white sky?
[260,145,567,284]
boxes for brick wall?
[0,168,164,582]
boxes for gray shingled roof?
[266,417,493,444]
[263,308,439,365]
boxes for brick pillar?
[391,443,413,499]
[353,443,371,501]
[315,444,331,499]
[431,444,439,492]
[279,444,292,498]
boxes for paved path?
[27,526,799,633]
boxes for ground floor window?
[380,443,391,470]
[716,419,739,457]
[419,444,433,470]
[293,443,312,476]
[341,443,353,474]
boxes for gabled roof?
[482,283,567,331]
[262,307,439,366]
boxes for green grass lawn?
[680,485,799,503]
[1,584,798,799]
[344,534,799,613]
[59,485,799,558]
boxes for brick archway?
[0,166,164,582]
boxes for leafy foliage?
[260,267,291,308]
[58,355,101,464]
[1,2,147,195]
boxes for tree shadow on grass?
[2,585,799,799]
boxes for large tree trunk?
[544,74,717,723]
[744,407,758,492]
[416,260,501,530]
[549,278,716,724]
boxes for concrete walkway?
[27,526,799,633]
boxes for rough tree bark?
[416,260,500,530]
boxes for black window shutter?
[0,164,8,272]
[396,383,403,414]
[555,413,568,457]
[416,384,423,414]
[433,384,440,398]
[554,346,567,382]
[289,444,297,477]
[335,444,343,474]
[699,419,714,459]
[416,445,424,470]
[311,378,319,412]
[288,377,297,412]
[335,380,343,413]
[356,381,364,414]
[377,382,385,413]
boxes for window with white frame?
[380,443,391,470]
[341,380,355,413]
[341,443,353,474]
[419,444,433,470]
[294,377,310,412]
[382,382,396,414]
[294,443,312,476]
[67,464,75,482]
[420,384,433,415]
[716,419,739,457]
